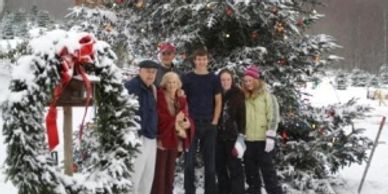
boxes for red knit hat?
[244,65,260,79]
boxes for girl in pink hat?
[242,65,283,194]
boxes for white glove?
[265,130,276,153]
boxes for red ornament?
[251,31,259,40]
[297,18,304,27]
[72,163,79,173]
[116,0,124,4]
[277,58,287,65]
[325,109,336,118]
[271,6,278,15]
[318,128,325,135]
[225,6,233,16]
[281,131,289,143]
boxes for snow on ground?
[0,74,387,194]
[306,77,388,194]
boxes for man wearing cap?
[154,42,181,87]
[124,60,159,194]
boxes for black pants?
[184,122,217,194]
[244,141,282,194]
[216,140,245,194]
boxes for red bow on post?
[46,35,96,151]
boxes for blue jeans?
[184,122,217,194]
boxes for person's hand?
[176,111,185,122]
[176,89,186,97]
[157,140,165,150]
[265,139,275,153]
[265,130,276,153]
[181,118,191,129]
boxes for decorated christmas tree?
[1,29,140,194]
[64,0,373,193]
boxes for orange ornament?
[275,22,284,34]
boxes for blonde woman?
[242,65,282,194]
[151,72,194,194]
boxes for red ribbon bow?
[46,35,95,151]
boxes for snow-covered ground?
[0,74,387,194]
[306,78,388,194]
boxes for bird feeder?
[56,75,99,107]
[56,74,100,176]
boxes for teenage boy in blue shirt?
[182,48,222,194]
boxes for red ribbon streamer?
[46,35,95,151]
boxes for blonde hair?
[159,72,183,90]
[242,77,266,99]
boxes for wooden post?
[63,106,73,176]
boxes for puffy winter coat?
[245,90,280,141]
[218,86,246,141]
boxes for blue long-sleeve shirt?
[124,76,158,139]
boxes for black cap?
[138,60,159,69]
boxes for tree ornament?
[328,109,335,117]
[271,5,278,15]
[116,0,125,4]
[297,18,304,27]
[313,54,320,63]
[250,31,259,40]
[275,21,285,34]
[278,58,287,65]
[103,23,113,32]
[319,127,325,135]
[225,6,234,16]
[135,0,145,9]
[281,131,289,143]
[206,2,217,10]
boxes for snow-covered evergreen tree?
[3,14,14,39]
[14,9,28,38]
[350,68,369,87]
[37,10,51,28]
[1,30,140,194]
[63,0,372,193]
